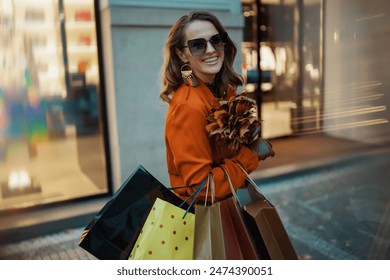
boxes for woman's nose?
[205,41,216,53]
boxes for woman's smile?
[202,56,219,65]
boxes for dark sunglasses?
[182,32,229,56]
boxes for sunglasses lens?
[210,34,227,51]
[188,39,207,56]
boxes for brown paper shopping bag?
[221,197,259,259]
[193,203,226,260]
[240,192,298,259]
[233,163,298,260]
[192,173,259,260]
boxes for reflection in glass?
[0,0,109,211]
[242,0,302,138]
[242,0,389,142]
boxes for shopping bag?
[128,198,195,260]
[241,193,298,259]
[79,165,188,260]
[193,196,258,260]
[224,164,298,260]
[221,197,259,259]
[193,173,258,260]
[192,173,226,260]
[219,199,242,259]
[193,203,226,260]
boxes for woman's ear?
[175,48,189,63]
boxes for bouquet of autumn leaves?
[206,90,261,152]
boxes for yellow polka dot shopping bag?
[129,198,195,260]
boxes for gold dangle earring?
[181,64,199,87]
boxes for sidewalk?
[0,134,388,260]
[259,146,390,260]
[253,133,377,181]
[0,227,96,260]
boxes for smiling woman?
[160,11,273,203]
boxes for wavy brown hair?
[160,11,243,103]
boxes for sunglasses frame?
[182,32,229,56]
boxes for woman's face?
[177,20,225,84]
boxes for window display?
[241,0,323,138]
[0,0,109,211]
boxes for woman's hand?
[248,138,275,161]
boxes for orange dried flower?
[206,91,262,151]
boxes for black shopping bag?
[79,165,187,260]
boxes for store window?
[0,0,110,211]
[241,0,323,139]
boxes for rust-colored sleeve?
[165,103,259,202]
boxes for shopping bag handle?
[220,166,239,201]
[161,176,210,218]
[179,177,208,219]
[203,173,215,206]
[222,163,269,201]
[235,162,259,189]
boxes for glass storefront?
[241,0,323,139]
[0,0,110,211]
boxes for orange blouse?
[164,80,259,202]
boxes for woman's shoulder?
[165,85,209,126]
[170,84,207,111]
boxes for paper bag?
[129,198,195,260]
[193,203,226,260]
[222,197,259,259]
